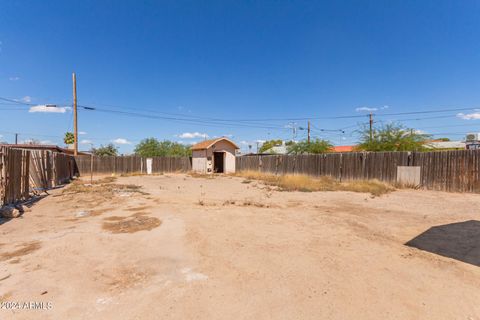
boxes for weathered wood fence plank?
[74,156,192,175]
[236,150,480,193]
[1,147,76,206]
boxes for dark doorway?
[405,220,480,267]
[213,152,225,173]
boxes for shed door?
[213,152,225,173]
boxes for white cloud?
[381,105,389,109]
[355,107,378,112]
[20,139,52,145]
[21,96,31,103]
[178,132,208,139]
[457,112,480,120]
[80,139,92,144]
[29,105,69,113]
[111,138,131,145]
[177,140,196,145]
[9,76,20,81]
[79,131,87,135]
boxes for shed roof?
[191,138,239,151]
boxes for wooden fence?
[236,150,480,193]
[0,147,76,206]
[74,156,192,175]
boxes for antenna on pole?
[73,73,78,156]
[307,121,311,144]
[369,113,374,143]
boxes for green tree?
[134,138,192,157]
[158,140,192,157]
[92,143,118,156]
[287,139,333,154]
[259,139,283,153]
[134,138,162,157]
[357,123,430,152]
[64,132,74,145]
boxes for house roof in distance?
[0,144,89,155]
[191,137,239,151]
[331,145,355,152]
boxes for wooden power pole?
[307,121,311,144]
[369,113,373,142]
[73,73,78,156]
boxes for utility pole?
[369,113,373,142]
[72,73,78,156]
[307,121,311,144]
[288,122,297,141]
[15,133,18,144]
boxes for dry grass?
[102,214,161,233]
[188,172,216,179]
[0,241,41,261]
[0,292,12,302]
[125,206,152,212]
[235,171,394,196]
[64,178,144,196]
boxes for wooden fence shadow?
[405,220,480,267]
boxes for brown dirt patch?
[103,216,126,222]
[102,215,161,234]
[125,206,152,212]
[99,267,150,292]
[90,208,113,216]
[0,292,12,302]
[0,241,41,261]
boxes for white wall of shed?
[192,149,209,173]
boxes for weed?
[102,215,161,234]
[235,171,394,196]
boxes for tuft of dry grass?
[0,292,12,302]
[235,171,394,196]
[102,214,161,233]
[64,179,144,196]
[125,206,152,212]
[188,172,216,179]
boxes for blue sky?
[1,0,480,153]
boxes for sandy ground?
[1,173,480,319]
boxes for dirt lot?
[1,174,480,319]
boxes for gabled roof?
[191,138,239,151]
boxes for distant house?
[424,140,466,150]
[263,144,288,155]
[0,144,89,155]
[191,138,239,174]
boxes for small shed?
[191,138,239,174]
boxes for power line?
[80,106,291,130]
